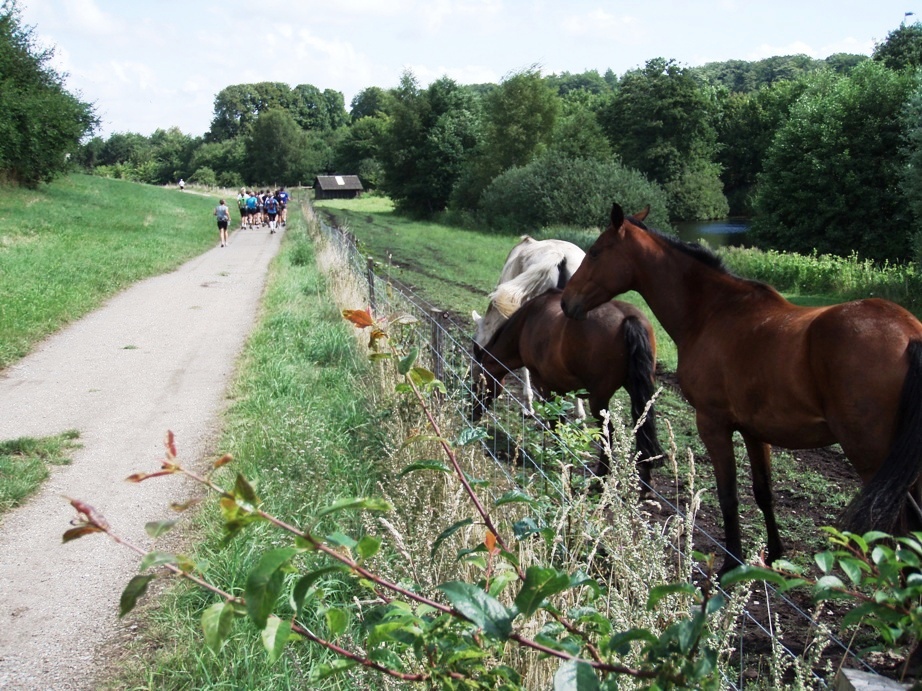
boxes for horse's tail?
[622,316,664,468]
[840,339,922,535]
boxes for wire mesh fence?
[311,204,889,689]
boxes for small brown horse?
[472,289,664,486]
[561,203,922,573]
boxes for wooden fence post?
[367,257,376,315]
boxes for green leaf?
[397,346,418,375]
[313,497,392,524]
[119,574,154,617]
[514,566,572,618]
[437,581,514,639]
[457,426,490,446]
[144,520,177,538]
[494,490,537,507]
[261,615,292,664]
[310,659,357,682]
[291,566,348,617]
[202,601,236,652]
[839,557,870,585]
[398,460,451,477]
[326,608,349,638]
[356,535,382,560]
[325,531,358,549]
[647,582,697,609]
[233,473,259,507]
[431,518,474,559]
[139,551,177,572]
[553,660,600,690]
[608,628,658,655]
[719,564,792,589]
[407,366,435,385]
[246,548,298,629]
[815,550,834,574]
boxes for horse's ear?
[633,205,651,222]
[610,203,625,230]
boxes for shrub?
[477,153,671,234]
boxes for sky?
[15,0,920,139]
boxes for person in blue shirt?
[265,194,279,232]
[277,187,290,226]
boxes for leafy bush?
[0,1,97,186]
[477,153,671,234]
[190,166,217,187]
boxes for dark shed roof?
[313,175,364,192]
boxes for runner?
[214,198,230,247]
[236,189,248,228]
[265,193,279,232]
[245,190,258,225]
[277,187,290,227]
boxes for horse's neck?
[475,305,507,347]
[631,238,728,348]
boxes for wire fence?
[312,205,884,689]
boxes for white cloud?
[62,0,121,35]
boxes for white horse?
[472,236,587,416]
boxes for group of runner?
[236,188,290,233]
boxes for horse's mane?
[628,214,781,296]
[628,215,725,272]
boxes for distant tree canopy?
[751,61,917,263]
[873,22,922,71]
[599,58,727,221]
[207,82,349,141]
[0,0,96,186]
[66,18,922,267]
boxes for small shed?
[313,175,364,200]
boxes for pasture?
[0,174,219,368]
[312,197,886,627]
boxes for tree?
[752,61,916,262]
[333,114,388,188]
[243,108,309,186]
[599,58,726,220]
[873,21,922,71]
[378,72,481,216]
[477,153,670,234]
[451,68,558,212]
[207,82,292,141]
[715,79,810,214]
[349,86,395,120]
[0,0,97,186]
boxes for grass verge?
[101,200,391,690]
[0,430,81,516]
[0,174,221,369]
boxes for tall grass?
[720,245,922,312]
[0,174,220,368]
[102,202,393,690]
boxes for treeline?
[6,0,922,265]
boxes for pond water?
[675,218,751,247]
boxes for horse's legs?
[742,433,782,564]
[696,415,743,574]
[521,368,536,416]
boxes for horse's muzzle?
[560,296,587,320]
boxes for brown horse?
[472,288,664,487]
[561,203,922,573]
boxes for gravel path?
[0,225,283,689]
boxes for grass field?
[312,196,867,564]
[0,174,221,368]
[0,174,223,522]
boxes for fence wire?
[313,208,886,689]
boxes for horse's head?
[561,203,647,320]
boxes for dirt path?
[0,225,283,689]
